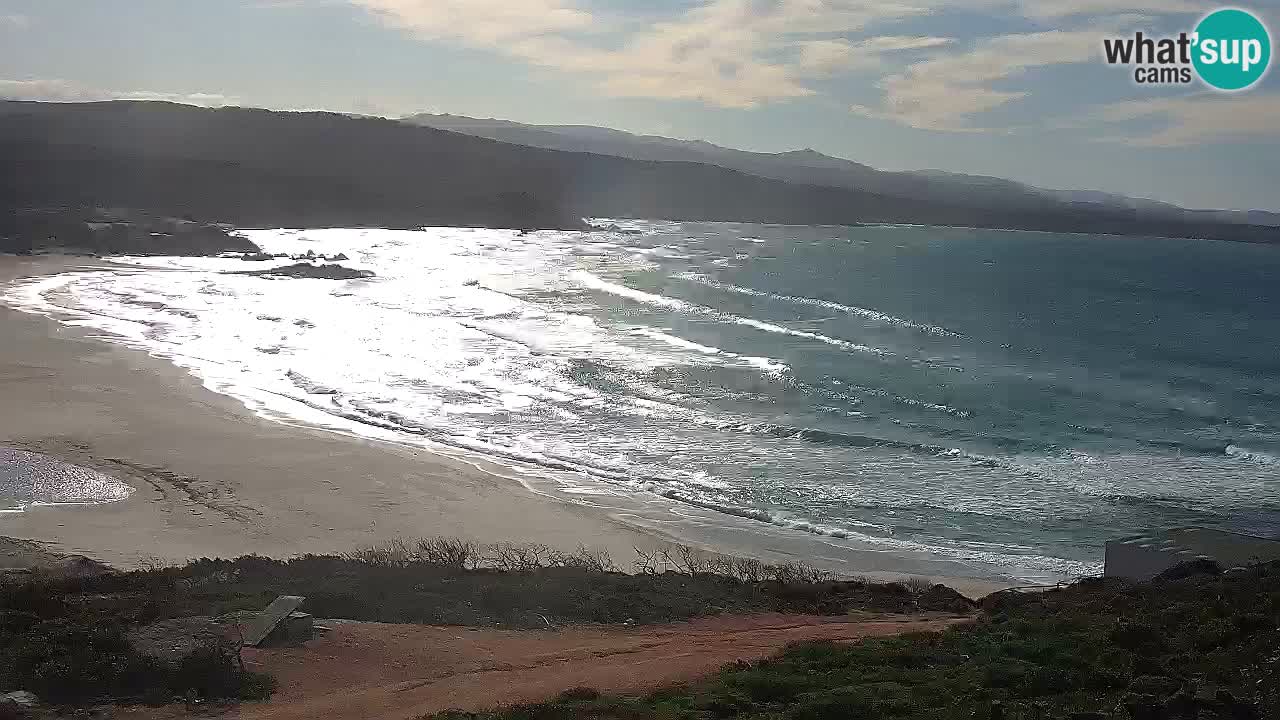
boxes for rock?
[238,252,275,261]
[1,209,261,257]
[1154,558,1222,581]
[1121,692,1164,720]
[54,555,111,579]
[1,691,39,708]
[235,263,375,280]
[918,583,977,613]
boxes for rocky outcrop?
[236,263,375,280]
[0,209,260,256]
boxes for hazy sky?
[2,0,1277,210]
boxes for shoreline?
[0,255,1014,597]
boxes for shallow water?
[0,448,132,511]
[5,220,1279,582]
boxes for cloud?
[1085,93,1280,147]
[349,0,946,108]
[0,79,236,106]
[797,36,952,73]
[343,0,1232,117]
[353,0,593,45]
[265,0,1270,132]
[1013,0,1214,21]
[850,26,1124,131]
[0,14,29,28]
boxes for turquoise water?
[558,222,1280,578]
[10,220,1278,581]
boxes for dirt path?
[124,612,968,720]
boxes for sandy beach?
[0,255,1011,596]
[0,255,670,569]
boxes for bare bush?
[342,538,413,567]
[713,555,767,583]
[763,561,835,585]
[661,544,708,575]
[341,536,831,585]
[561,545,619,573]
[633,546,660,575]
[412,537,479,569]
[486,542,557,572]
[904,576,932,595]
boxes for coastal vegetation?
[0,539,968,710]
[3,539,1276,719]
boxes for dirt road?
[130,612,967,719]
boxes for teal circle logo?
[1193,8,1271,91]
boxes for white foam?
[1226,444,1280,466]
[679,273,962,337]
[574,271,890,357]
[630,327,790,374]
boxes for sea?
[4,220,1279,584]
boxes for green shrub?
[170,642,275,702]
[554,686,601,702]
[1,585,275,707]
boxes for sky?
[1,0,1277,211]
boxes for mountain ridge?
[404,112,1280,225]
[0,101,1275,245]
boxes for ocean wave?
[1137,437,1234,456]
[630,327,790,375]
[573,271,890,357]
[713,421,1040,470]
[653,486,1092,576]
[1225,444,1280,466]
[630,327,728,356]
[285,370,337,395]
[678,273,963,337]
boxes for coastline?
[0,255,1013,597]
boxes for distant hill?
[1,101,1276,245]
[406,112,1280,228]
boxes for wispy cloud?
[1084,92,1280,147]
[850,26,1128,131]
[354,0,593,45]
[797,36,953,74]
[1013,0,1214,21]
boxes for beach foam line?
[629,327,790,374]
[573,271,891,357]
[654,486,1095,577]
[267,370,1081,575]
[678,273,963,337]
